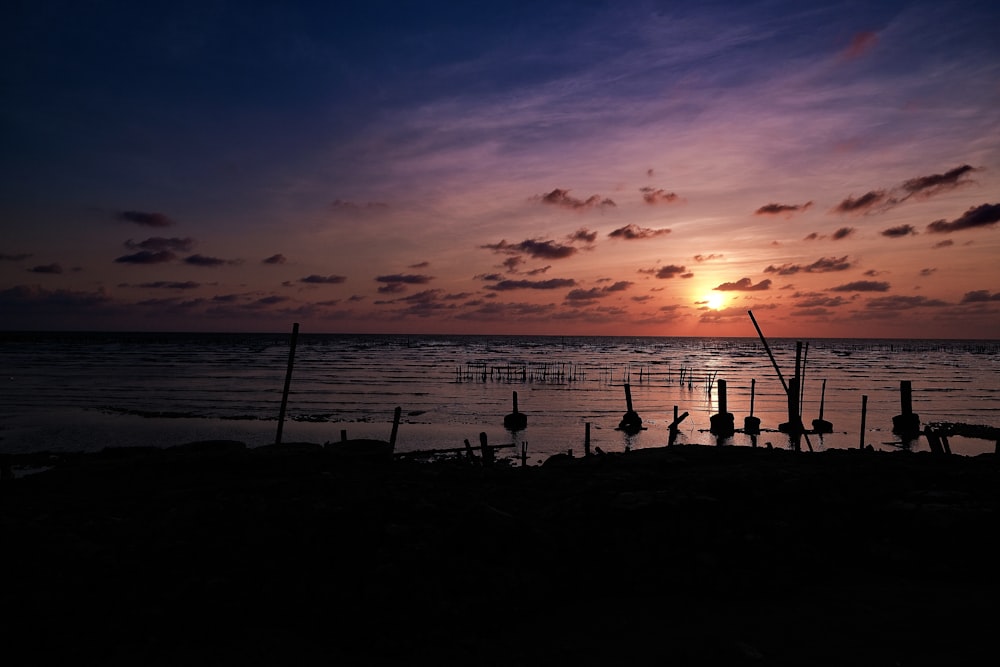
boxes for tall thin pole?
[275,322,300,445]
[748,310,788,394]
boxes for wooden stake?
[584,422,592,457]
[275,322,299,445]
[859,394,868,449]
[388,406,401,454]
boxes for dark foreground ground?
[3,442,999,666]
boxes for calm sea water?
[1,332,997,460]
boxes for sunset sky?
[3,0,999,337]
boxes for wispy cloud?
[0,253,32,261]
[486,278,576,291]
[640,187,679,205]
[114,250,177,264]
[262,254,287,264]
[608,224,671,240]
[117,210,176,227]
[828,281,890,292]
[482,238,578,260]
[901,165,977,199]
[539,188,615,210]
[28,263,63,274]
[125,237,195,252]
[764,256,852,275]
[184,254,241,267]
[961,290,1000,303]
[881,224,917,238]
[754,201,813,216]
[831,227,855,240]
[640,264,690,279]
[841,30,878,60]
[300,274,347,284]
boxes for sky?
[2,0,999,338]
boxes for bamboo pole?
[275,322,299,445]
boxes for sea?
[1,332,997,462]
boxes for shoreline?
[4,441,999,664]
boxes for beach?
[4,441,998,665]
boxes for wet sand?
[4,442,998,666]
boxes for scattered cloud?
[539,188,616,210]
[961,290,1000,303]
[117,210,175,227]
[640,187,679,205]
[901,165,977,199]
[881,224,917,238]
[933,240,954,248]
[567,228,598,244]
[486,278,576,291]
[142,281,199,289]
[693,254,723,262]
[714,277,772,291]
[565,281,633,303]
[331,199,388,211]
[114,250,177,264]
[832,190,889,215]
[764,256,852,275]
[375,273,433,284]
[408,261,430,269]
[832,227,855,240]
[184,254,240,267]
[377,283,407,294]
[865,295,949,310]
[526,265,551,275]
[262,254,287,264]
[474,273,504,282]
[608,224,671,240]
[0,253,32,261]
[919,268,937,277]
[842,30,878,60]
[125,237,195,252]
[754,201,813,216]
[300,274,347,284]
[482,238,578,260]
[926,203,1000,233]
[828,281,890,292]
[640,264,689,279]
[28,263,63,274]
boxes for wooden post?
[618,383,643,434]
[892,380,920,438]
[710,379,735,438]
[812,379,833,433]
[388,406,401,454]
[624,383,634,413]
[340,429,347,442]
[584,422,592,457]
[748,310,788,394]
[859,394,868,449]
[504,390,527,430]
[479,432,494,466]
[744,379,761,435]
[521,441,528,467]
[275,322,300,445]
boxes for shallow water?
[1,332,997,460]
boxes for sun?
[704,293,725,310]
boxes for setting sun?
[705,294,725,310]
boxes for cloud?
[375,273,433,284]
[919,268,937,277]
[881,224,917,238]
[754,201,813,216]
[933,240,954,248]
[408,261,430,269]
[300,274,347,284]
[117,210,176,227]
[901,165,977,198]
[125,237,195,252]
[474,273,504,282]
[842,30,878,59]
[865,295,949,310]
[486,278,576,291]
[803,232,821,241]
[961,290,1000,303]
[640,187,679,205]
[184,254,239,267]
[926,203,1000,233]
[795,295,848,308]
[114,250,177,264]
[567,228,598,244]
[714,277,772,291]
[832,227,855,240]
[482,238,577,260]
[539,188,615,210]
[828,281,890,292]
[263,254,287,264]
[764,256,852,275]
[0,253,32,261]
[526,265,551,275]
[832,190,888,215]
[693,254,723,262]
[564,281,633,303]
[28,263,63,274]
[640,264,689,279]
[377,283,407,294]
[608,224,671,240]
[136,281,200,289]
